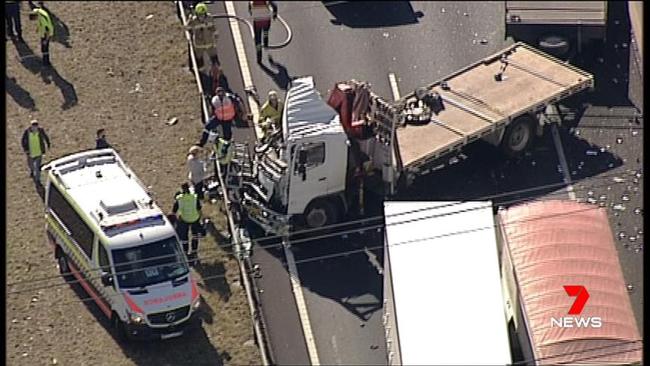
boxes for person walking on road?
[184,1,219,72]
[259,89,283,138]
[248,0,278,63]
[21,120,51,185]
[171,183,203,265]
[187,146,207,200]
[29,5,54,66]
[5,1,24,41]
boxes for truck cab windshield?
[112,237,188,289]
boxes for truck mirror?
[298,165,307,181]
[101,272,113,287]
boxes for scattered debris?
[618,231,626,240]
[613,177,625,183]
[463,12,469,16]
[441,7,445,13]
[585,150,598,156]
[382,32,389,38]
[166,117,178,126]
[626,283,634,293]
[632,130,639,136]
[480,39,488,45]
[146,14,154,20]
[613,204,626,212]
[633,207,642,215]
[243,339,256,347]
[622,194,630,202]
[616,137,624,144]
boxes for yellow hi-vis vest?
[176,193,200,223]
[28,131,43,158]
[33,8,54,38]
[215,138,234,165]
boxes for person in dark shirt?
[95,128,117,151]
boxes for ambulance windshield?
[112,237,188,288]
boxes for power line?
[7,168,640,291]
[8,203,613,298]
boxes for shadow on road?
[194,260,232,303]
[258,56,291,90]
[40,65,78,110]
[47,8,73,49]
[324,1,423,28]
[12,38,42,74]
[65,278,225,366]
[6,76,37,111]
[570,2,635,109]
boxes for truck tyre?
[538,35,570,58]
[57,250,74,282]
[304,199,339,229]
[501,115,535,157]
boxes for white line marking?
[388,73,400,101]
[283,240,321,365]
[551,123,577,200]
[364,247,383,275]
[224,1,263,141]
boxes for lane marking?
[388,73,400,101]
[224,1,263,140]
[223,3,320,363]
[283,240,321,365]
[551,123,577,200]
[364,247,383,275]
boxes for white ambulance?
[42,149,201,340]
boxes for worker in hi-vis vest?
[21,120,51,185]
[198,86,241,145]
[259,89,283,138]
[29,5,54,66]
[248,0,278,63]
[172,183,203,265]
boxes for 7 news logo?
[550,285,603,328]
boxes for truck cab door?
[288,141,328,215]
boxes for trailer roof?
[499,200,642,365]
[384,201,511,365]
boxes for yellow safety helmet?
[195,2,208,16]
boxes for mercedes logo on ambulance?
[165,312,176,323]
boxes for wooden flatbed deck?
[395,42,594,169]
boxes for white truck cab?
[42,149,201,341]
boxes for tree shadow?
[204,220,234,256]
[194,260,232,303]
[12,38,42,74]
[324,1,423,28]
[40,65,78,110]
[47,8,72,48]
[6,76,37,111]
[258,56,291,90]
[65,278,225,366]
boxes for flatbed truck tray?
[390,42,594,170]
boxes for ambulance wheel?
[112,313,129,342]
[501,114,535,157]
[57,251,73,282]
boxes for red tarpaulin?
[499,200,642,365]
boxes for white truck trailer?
[382,201,512,365]
[240,42,594,233]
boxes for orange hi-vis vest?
[212,95,236,121]
[250,1,272,23]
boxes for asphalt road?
[204,1,642,364]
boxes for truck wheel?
[538,35,570,58]
[304,199,339,229]
[57,251,74,282]
[501,115,535,157]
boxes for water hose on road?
[209,13,293,50]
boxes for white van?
[42,149,201,340]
